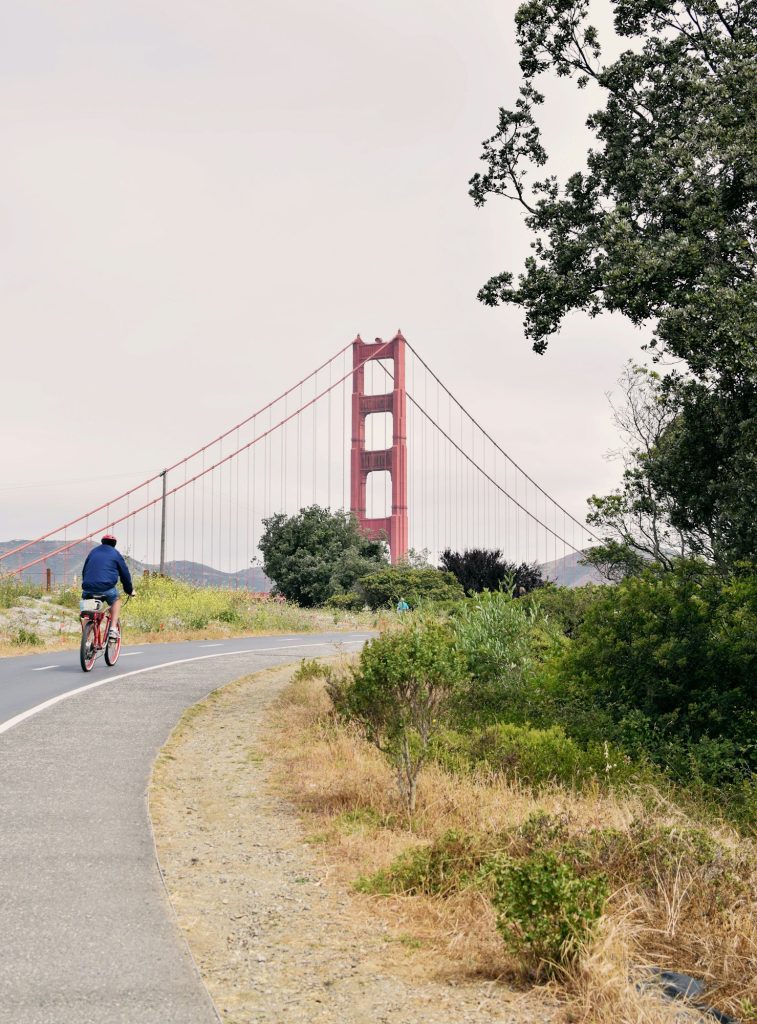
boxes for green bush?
[454,590,537,683]
[556,560,757,784]
[325,592,364,611]
[53,586,81,610]
[355,830,487,896]
[489,851,607,972]
[521,584,606,639]
[470,723,631,789]
[333,618,468,812]
[430,724,633,790]
[356,566,464,610]
[292,657,332,682]
[509,811,749,899]
[449,590,563,727]
[11,627,42,646]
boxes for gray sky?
[1,0,643,542]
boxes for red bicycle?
[79,594,131,672]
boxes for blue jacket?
[81,544,134,595]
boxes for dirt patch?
[149,665,559,1024]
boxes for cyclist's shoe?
[108,627,120,641]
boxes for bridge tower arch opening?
[350,332,408,564]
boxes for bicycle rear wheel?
[80,620,97,672]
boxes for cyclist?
[81,535,135,640]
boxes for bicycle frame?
[81,604,112,653]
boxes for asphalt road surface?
[0,631,373,733]
[0,631,371,1024]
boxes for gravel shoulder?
[149,665,559,1024]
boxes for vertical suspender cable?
[299,387,303,511]
[342,351,346,512]
[252,428,257,572]
[312,369,317,505]
[246,435,251,583]
[328,359,332,510]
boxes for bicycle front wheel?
[80,620,97,672]
[104,628,121,666]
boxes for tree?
[583,364,757,571]
[331,618,468,812]
[582,364,706,579]
[258,506,387,607]
[470,0,757,565]
[440,548,546,595]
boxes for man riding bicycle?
[81,535,135,640]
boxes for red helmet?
[101,535,117,547]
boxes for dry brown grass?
[263,669,757,1024]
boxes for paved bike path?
[0,634,369,1024]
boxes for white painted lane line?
[199,643,223,648]
[0,639,368,734]
[119,652,143,657]
[31,665,59,672]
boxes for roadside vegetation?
[0,575,380,655]
[266,579,757,1022]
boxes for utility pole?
[159,469,167,576]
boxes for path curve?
[0,634,369,1024]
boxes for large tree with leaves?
[258,506,387,607]
[471,0,757,565]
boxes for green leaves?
[490,850,607,971]
[258,505,388,607]
[356,566,464,610]
[334,619,468,812]
[472,0,757,383]
[556,559,757,783]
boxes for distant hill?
[3,537,601,591]
[540,550,605,587]
[0,540,271,591]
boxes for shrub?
[332,618,468,812]
[521,584,606,639]
[439,548,546,595]
[356,566,464,610]
[53,586,81,610]
[355,830,487,896]
[325,592,364,611]
[292,657,332,682]
[556,560,757,783]
[489,851,607,972]
[11,627,42,646]
[454,590,539,683]
[430,724,633,790]
[470,723,631,789]
[450,590,562,727]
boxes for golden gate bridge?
[0,333,600,588]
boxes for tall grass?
[0,578,43,609]
[119,576,319,633]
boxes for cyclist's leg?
[103,588,121,634]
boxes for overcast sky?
[0,0,645,542]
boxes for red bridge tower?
[350,332,408,564]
